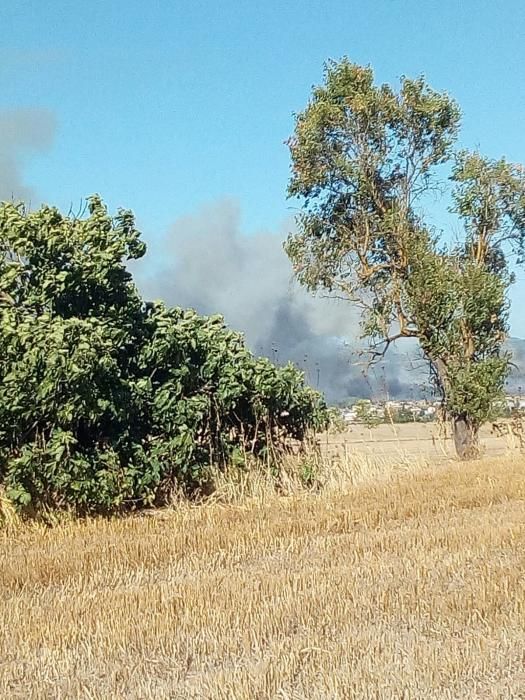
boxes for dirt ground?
[320,421,524,462]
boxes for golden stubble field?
[1,449,525,699]
[321,421,523,461]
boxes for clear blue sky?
[3,0,525,334]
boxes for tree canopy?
[0,196,328,513]
[285,59,525,458]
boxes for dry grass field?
[1,450,525,699]
[321,421,524,461]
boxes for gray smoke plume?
[136,199,430,403]
[0,108,56,203]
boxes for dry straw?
[1,452,524,698]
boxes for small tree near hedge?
[353,400,382,428]
[0,196,328,513]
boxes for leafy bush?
[0,197,329,514]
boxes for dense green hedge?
[0,197,328,513]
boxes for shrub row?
[0,197,328,513]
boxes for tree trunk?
[428,357,482,460]
[452,414,480,460]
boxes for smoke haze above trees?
[2,116,524,404]
[135,198,450,403]
[0,108,56,203]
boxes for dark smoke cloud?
[0,108,56,203]
[136,199,431,403]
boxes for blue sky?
[3,0,525,336]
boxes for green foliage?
[285,58,525,457]
[353,400,382,428]
[404,251,511,426]
[0,197,328,513]
[386,405,414,424]
[387,405,434,424]
[325,406,347,433]
[296,454,321,490]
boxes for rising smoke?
[136,199,430,403]
[0,108,56,203]
[1,106,523,403]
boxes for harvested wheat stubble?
[1,455,525,699]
